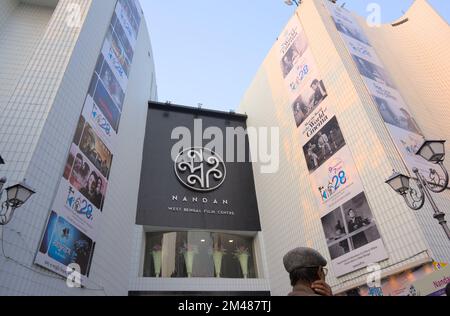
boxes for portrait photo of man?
[343,193,381,251]
[292,94,309,127]
[281,36,308,78]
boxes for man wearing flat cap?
[283,247,332,296]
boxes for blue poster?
[43,215,94,276]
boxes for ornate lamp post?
[284,0,300,7]
[385,140,450,240]
[0,177,35,226]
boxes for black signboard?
[136,102,261,231]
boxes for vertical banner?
[325,2,435,177]
[278,15,388,277]
[35,0,143,284]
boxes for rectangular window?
[143,232,258,279]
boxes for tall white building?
[239,0,450,296]
[1,0,448,297]
[0,0,157,296]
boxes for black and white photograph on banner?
[373,96,422,135]
[322,192,382,260]
[352,55,396,89]
[281,36,308,78]
[291,79,328,127]
[292,94,309,127]
[321,208,351,260]
[303,117,345,172]
[343,192,381,250]
[332,16,370,45]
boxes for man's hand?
[311,280,333,296]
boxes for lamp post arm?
[413,168,450,240]
[0,202,16,226]
[402,187,425,211]
[426,162,449,193]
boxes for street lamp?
[416,140,446,163]
[284,0,337,8]
[385,140,450,240]
[0,178,35,226]
[284,0,300,7]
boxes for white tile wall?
[91,17,156,296]
[357,0,450,266]
[0,1,59,296]
[238,0,448,296]
[0,0,18,31]
[0,0,158,296]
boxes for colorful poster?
[36,211,95,282]
[358,262,435,296]
[36,0,143,284]
[326,1,436,177]
[90,74,122,133]
[82,95,118,150]
[279,15,387,277]
[410,265,450,296]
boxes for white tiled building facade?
[1,0,448,297]
[0,0,157,296]
[239,0,450,295]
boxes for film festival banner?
[325,1,436,177]
[35,0,143,284]
[410,265,450,296]
[279,15,388,277]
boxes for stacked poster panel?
[325,2,435,177]
[35,0,143,284]
[279,16,388,277]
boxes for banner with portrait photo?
[88,73,122,133]
[65,143,108,211]
[326,1,436,177]
[77,121,113,179]
[327,3,370,46]
[102,26,130,90]
[339,33,382,67]
[304,116,388,276]
[278,14,388,277]
[81,95,118,151]
[116,0,141,44]
[113,14,134,63]
[99,57,125,111]
[321,192,387,276]
[302,116,346,173]
[278,16,331,145]
[115,1,138,48]
[36,0,143,283]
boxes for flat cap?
[283,247,327,273]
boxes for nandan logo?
[174,147,226,192]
